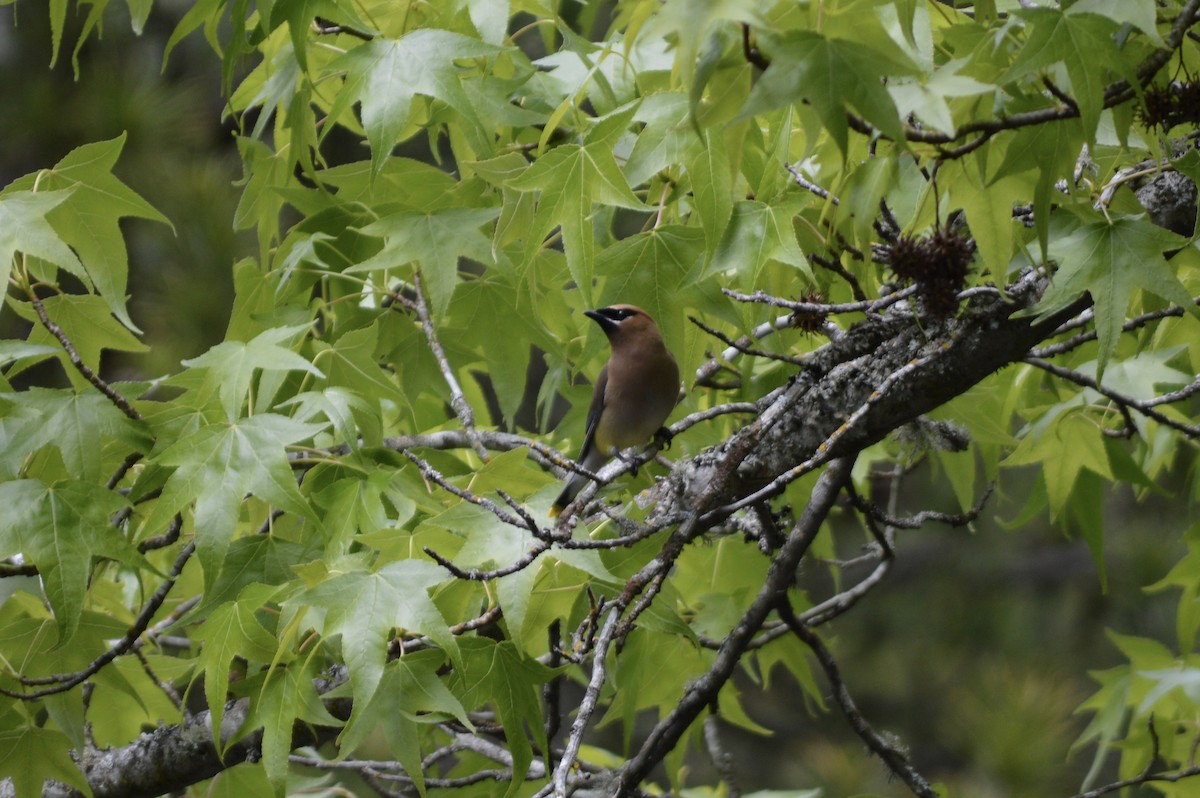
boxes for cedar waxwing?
[550,305,680,517]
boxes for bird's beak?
[584,308,617,333]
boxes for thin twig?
[137,514,183,554]
[615,459,855,796]
[1067,765,1200,798]
[6,541,196,697]
[1030,298,1200,358]
[424,540,551,581]
[779,600,937,798]
[402,450,527,528]
[690,315,806,366]
[548,605,621,798]
[29,293,142,422]
[133,647,184,711]
[1025,357,1200,437]
[312,16,376,40]
[0,559,38,578]
[393,605,504,657]
[724,285,919,316]
[703,713,741,798]
[409,273,489,461]
[785,162,839,204]
[848,483,994,530]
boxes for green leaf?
[1067,0,1162,46]
[447,277,554,423]
[290,560,459,743]
[1040,214,1198,379]
[601,629,709,749]
[888,58,994,136]
[266,0,369,72]
[5,135,171,333]
[11,295,149,392]
[193,585,284,751]
[0,724,91,798]
[254,656,343,794]
[637,0,765,91]
[0,189,84,289]
[311,470,411,556]
[147,414,324,585]
[354,207,501,317]
[0,480,137,644]
[313,322,403,409]
[508,129,644,304]
[1002,8,1135,140]
[950,162,1019,276]
[182,324,324,420]
[337,650,473,795]
[1005,409,1114,520]
[452,637,556,795]
[0,389,150,483]
[706,200,811,284]
[594,225,706,365]
[280,387,381,452]
[838,156,899,248]
[330,31,502,176]
[686,129,734,254]
[990,116,1083,258]
[741,30,916,155]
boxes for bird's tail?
[549,472,588,518]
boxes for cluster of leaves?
[0,1,1198,797]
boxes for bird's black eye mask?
[590,307,637,323]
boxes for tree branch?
[614,457,856,796]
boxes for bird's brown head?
[583,304,663,348]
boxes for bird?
[550,304,680,518]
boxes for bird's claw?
[654,426,673,450]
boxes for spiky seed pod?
[920,224,975,317]
[1138,84,1177,129]
[1174,81,1200,126]
[885,234,926,283]
[1137,81,1200,131]
[790,291,827,333]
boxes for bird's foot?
[653,426,674,450]
[613,448,640,477]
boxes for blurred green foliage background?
[0,2,1189,795]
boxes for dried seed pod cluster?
[884,224,976,318]
[1137,81,1200,131]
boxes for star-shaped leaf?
[0,725,91,798]
[182,324,324,420]
[337,650,472,795]
[889,58,995,135]
[0,480,138,644]
[266,0,372,71]
[254,656,344,793]
[5,135,171,333]
[508,111,644,304]
[289,560,459,743]
[10,295,149,392]
[452,637,557,796]
[705,200,811,284]
[741,30,917,155]
[0,389,151,483]
[146,413,325,585]
[1001,8,1137,140]
[353,207,501,317]
[329,31,502,175]
[1039,213,1199,379]
[193,584,283,751]
[0,189,83,290]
